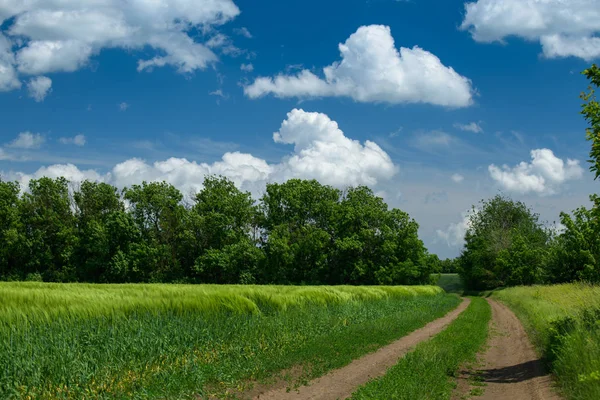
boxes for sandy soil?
[453,298,562,400]
[251,298,471,400]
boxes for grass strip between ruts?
[351,297,491,400]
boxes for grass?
[0,283,459,400]
[494,284,600,400]
[434,273,464,294]
[350,297,491,399]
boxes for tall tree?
[459,194,549,289]
[191,176,262,283]
[0,180,25,279]
[73,181,125,282]
[20,177,77,281]
[582,64,600,180]
[123,181,185,282]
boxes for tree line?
[458,65,600,290]
[0,177,438,285]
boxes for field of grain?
[494,284,600,400]
[0,283,457,399]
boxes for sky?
[1,0,599,258]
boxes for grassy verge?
[494,284,600,400]
[350,297,490,400]
[0,283,459,399]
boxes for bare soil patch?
[453,298,561,400]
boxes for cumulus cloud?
[119,102,129,111]
[454,121,482,133]
[451,173,464,183]
[461,0,600,60]
[271,109,397,186]
[0,0,241,90]
[4,109,397,196]
[0,33,21,91]
[244,25,474,107]
[436,209,476,248]
[488,148,584,195]
[7,132,45,149]
[26,76,52,101]
[59,134,86,146]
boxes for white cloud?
[0,0,241,90]
[240,63,254,72]
[119,102,129,111]
[0,33,20,91]
[436,209,476,248]
[271,109,397,186]
[461,0,600,60]
[59,134,86,146]
[488,148,584,195]
[234,27,252,38]
[7,132,45,149]
[451,173,464,183]
[26,76,52,101]
[4,109,397,196]
[454,121,482,133]
[244,25,474,107]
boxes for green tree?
[190,176,262,283]
[20,177,78,281]
[459,194,549,289]
[73,181,125,281]
[0,180,25,279]
[123,181,186,282]
[260,179,340,284]
[582,64,600,180]
[546,200,600,283]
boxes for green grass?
[0,283,459,399]
[351,297,491,399]
[494,284,600,400]
[434,273,464,294]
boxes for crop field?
[494,284,600,400]
[0,283,458,399]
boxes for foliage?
[494,284,600,400]
[459,194,549,289]
[0,176,435,285]
[351,297,490,400]
[545,199,600,284]
[0,283,455,399]
[581,64,600,180]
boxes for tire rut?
[454,298,562,400]
[252,297,471,400]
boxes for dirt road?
[252,298,470,400]
[454,298,561,400]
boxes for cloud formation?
[461,0,600,60]
[0,0,241,91]
[451,173,464,183]
[26,76,52,101]
[4,109,397,196]
[488,148,584,195]
[59,134,86,146]
[436,209,476,248]
[454,122,482,133]
[245,25,474,107]
[6,132,45,149]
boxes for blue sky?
[1,0,598,257]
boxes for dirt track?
[454,299,561,400]
[252,298,470,400]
